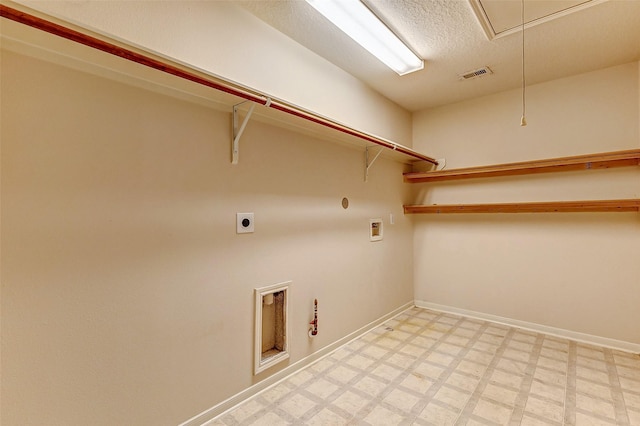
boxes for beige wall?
[412,62,640,345]
[3,3,640,424]
[0,51,414,425]
[11,0,413,146]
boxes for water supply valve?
[309,299,318,337]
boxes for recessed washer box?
[370,219,383,241]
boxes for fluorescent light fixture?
[305,0,424,75]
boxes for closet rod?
[0,4,438,166]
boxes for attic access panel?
[469,0,598,40]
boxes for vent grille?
[459,66,493,80]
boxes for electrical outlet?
[237,213,254,234]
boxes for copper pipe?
[309,299,318,336]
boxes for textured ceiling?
[239,0,640,112]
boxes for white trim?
[179,301,414,426]
[415,300,640,354]
[468,0,608,41]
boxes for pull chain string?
[521,0,527,126]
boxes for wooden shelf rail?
[403,149,640,183]
[403,199,640,214]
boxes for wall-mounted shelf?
[403,199,640,214]
[403,149,640,183]
[0,4,438,168]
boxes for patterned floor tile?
[425,351,456,367]
[260,384,291,404]
[434,385,471,410]
[456,359,487,378]
[533,366,566,387]
[520,413,560,425]
[303,377,339,400]
[624,391,640,411]
[576,377,614,400]
[537,355,568,372]
[619,376,640,392]
[213,307,640,426]
[383,388,421,412]
[363,405,407,425]
[305,408,348,425]
[438,342,466,356]
[539,346,568,361]
[576,364,611,384]
[331,390,370,414]
[543,338,569,350]
[465,349,495,365]
[327,365,360,384]
[613,352,640,368]
[361,344,389,359]
[277,393,316,418]
[576,393,616,420]
[479,333,506,346]
[247,411,290,425]
[412,335,440,349]
[400,343,430,358]
[472,398,513,424]
[482,382,519,406]
[225,399,265,423]
[496,358,528,375]
[575,411,617,425]
[628,408,640,425]
[400,372,434,394]
[352,375,388,397]
[453,327,479,338]
[524,395,564,423]
[371,363,404,382]
[345,353,376,370]
[413,361,446,381]
[445,371,480,393]
[387,352,418,369]
[618,365,640,381]
[417,402,460,425]
[577,345,606,360]
[509,340,535,353]
[529,379,565,403]
[285,368,314,387]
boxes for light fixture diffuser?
[305,0,424,75]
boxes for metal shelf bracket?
[365,145,386,182]
[232,101,255,165]
[232,99,271,164]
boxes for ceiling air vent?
[459,66,493,80]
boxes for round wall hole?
[341,197,349,209]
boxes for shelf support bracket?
[231,101,257,165]
[365,146,385,182]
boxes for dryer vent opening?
[255,282,290,374]
[262,291,286,356]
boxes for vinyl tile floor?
[212,307,640,425]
